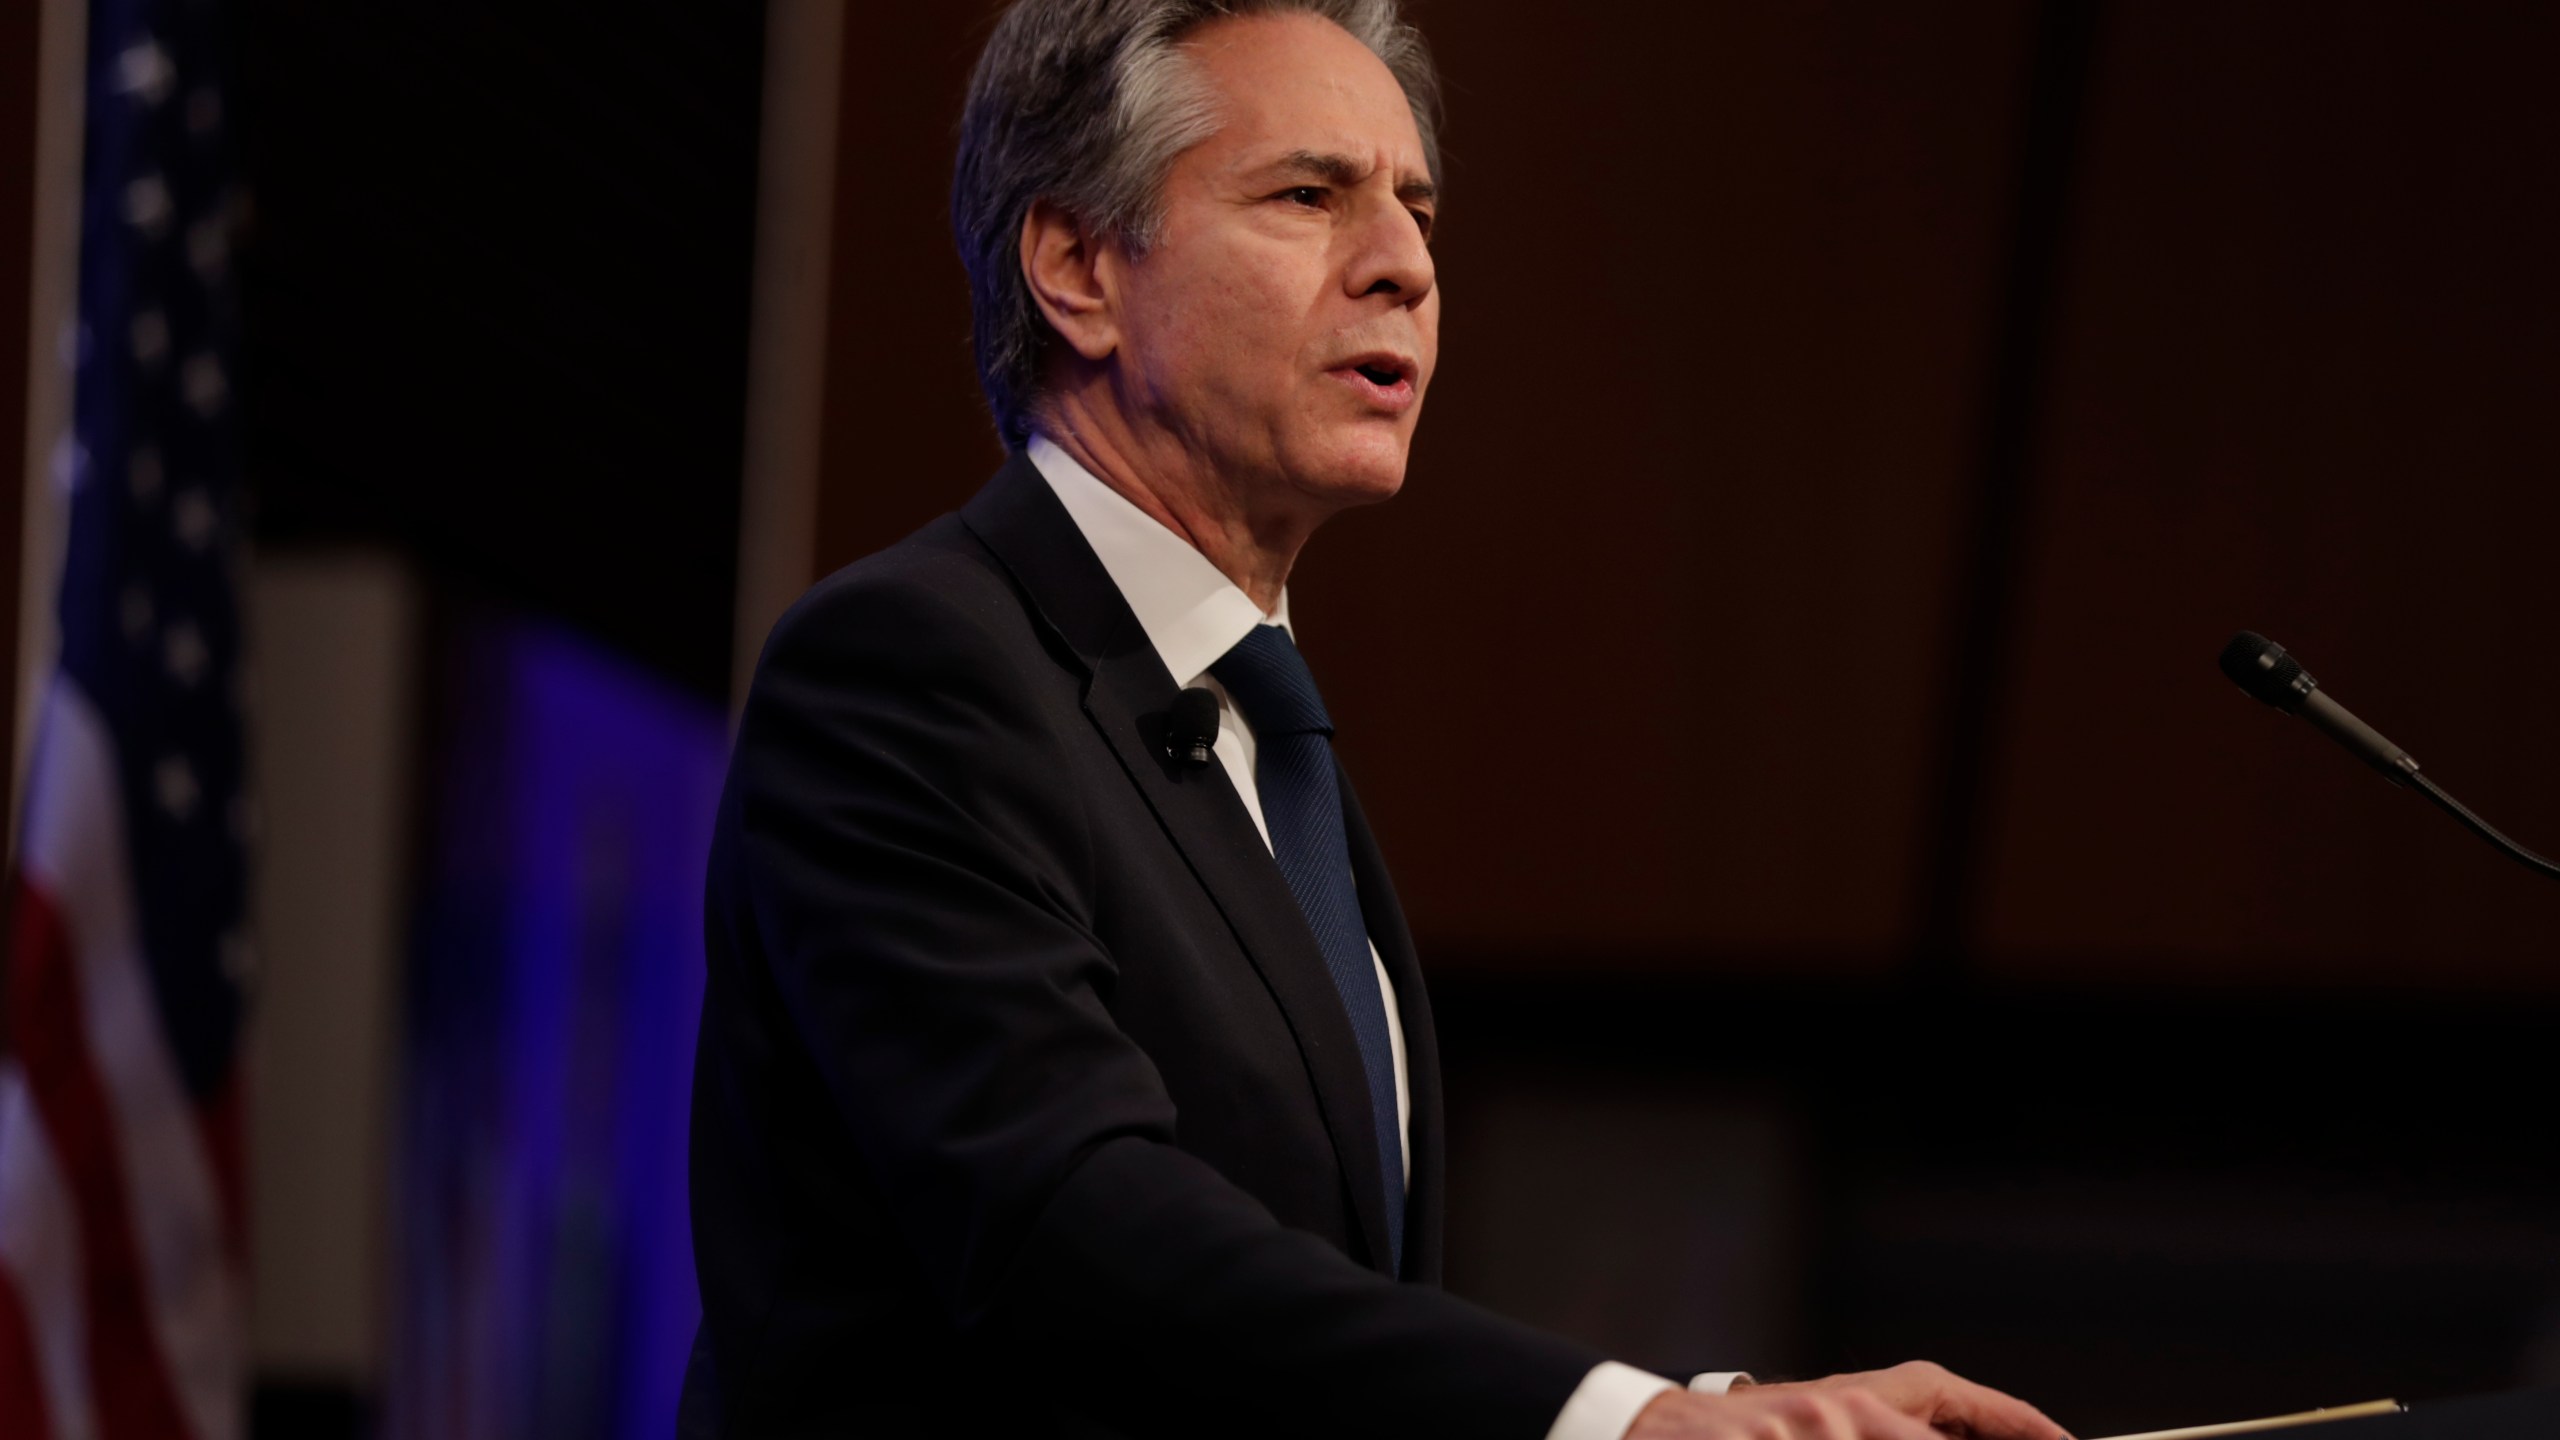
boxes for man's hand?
[1627,1362,2069,1440]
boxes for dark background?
[224,2,2560,1435]
[237,2,764,696]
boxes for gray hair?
[952,0,1442,447]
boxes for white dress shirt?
[1026,436,1747,1440]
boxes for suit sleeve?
[730,575,1604,1438]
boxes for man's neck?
[1031,401,1314,616]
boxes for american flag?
[2,0,250,1437]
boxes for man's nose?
[1347,201,1435,307]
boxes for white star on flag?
[182,353,227,416]
[174,488,217,550]
[124,173,172,237]
[132,309,170,365]
[187,216,228,277]
[117,39,175,105]
[165,621,209,687]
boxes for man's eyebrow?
[1259,149,1438,206]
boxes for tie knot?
[1209,624,1334,738]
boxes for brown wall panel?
[1977,5,2560,989]
[1299,2,2033,964]
[816,3,1010,570]
[820,2,2040,972]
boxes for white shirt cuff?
[1544,1361,1678,1440]
[1689,1371,1756,1394]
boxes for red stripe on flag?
[8,876,195,1440]
[0,1268,54,1440]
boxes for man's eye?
[1409,210,1435,240]
[1279,186,1326,207]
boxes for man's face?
[1111,11,1440,511]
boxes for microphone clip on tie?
[1166,687,1221,769]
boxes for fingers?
[1880,1361,2072,1440]
[1837,1388,1957,1440]
[1631,1382,2038,1440]
[1754,1389,1948,1440]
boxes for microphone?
[1166,687,1221,769]
[2218,631,2560,882]
[2218,632,2419,785]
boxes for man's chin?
[1285,433,1412,509]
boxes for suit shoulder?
[723,507,1094,883]
[752,513,1038,680]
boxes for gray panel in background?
[244,549,416,1383]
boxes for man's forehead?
[1183,13,1428,180]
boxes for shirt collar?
[1026,434,1289,687]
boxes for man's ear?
[1020,198,1119,363]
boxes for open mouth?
[1328,352,1417,410]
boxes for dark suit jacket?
[681,454,1605,1437]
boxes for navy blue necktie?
[1210,624,1404,1273]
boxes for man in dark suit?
[683,3,2069,1437]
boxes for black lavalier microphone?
[2219,631,2560,882]
[1167,687,1221,768]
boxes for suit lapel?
[1339,769,1441,1284]
[960,456,1398,1276]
